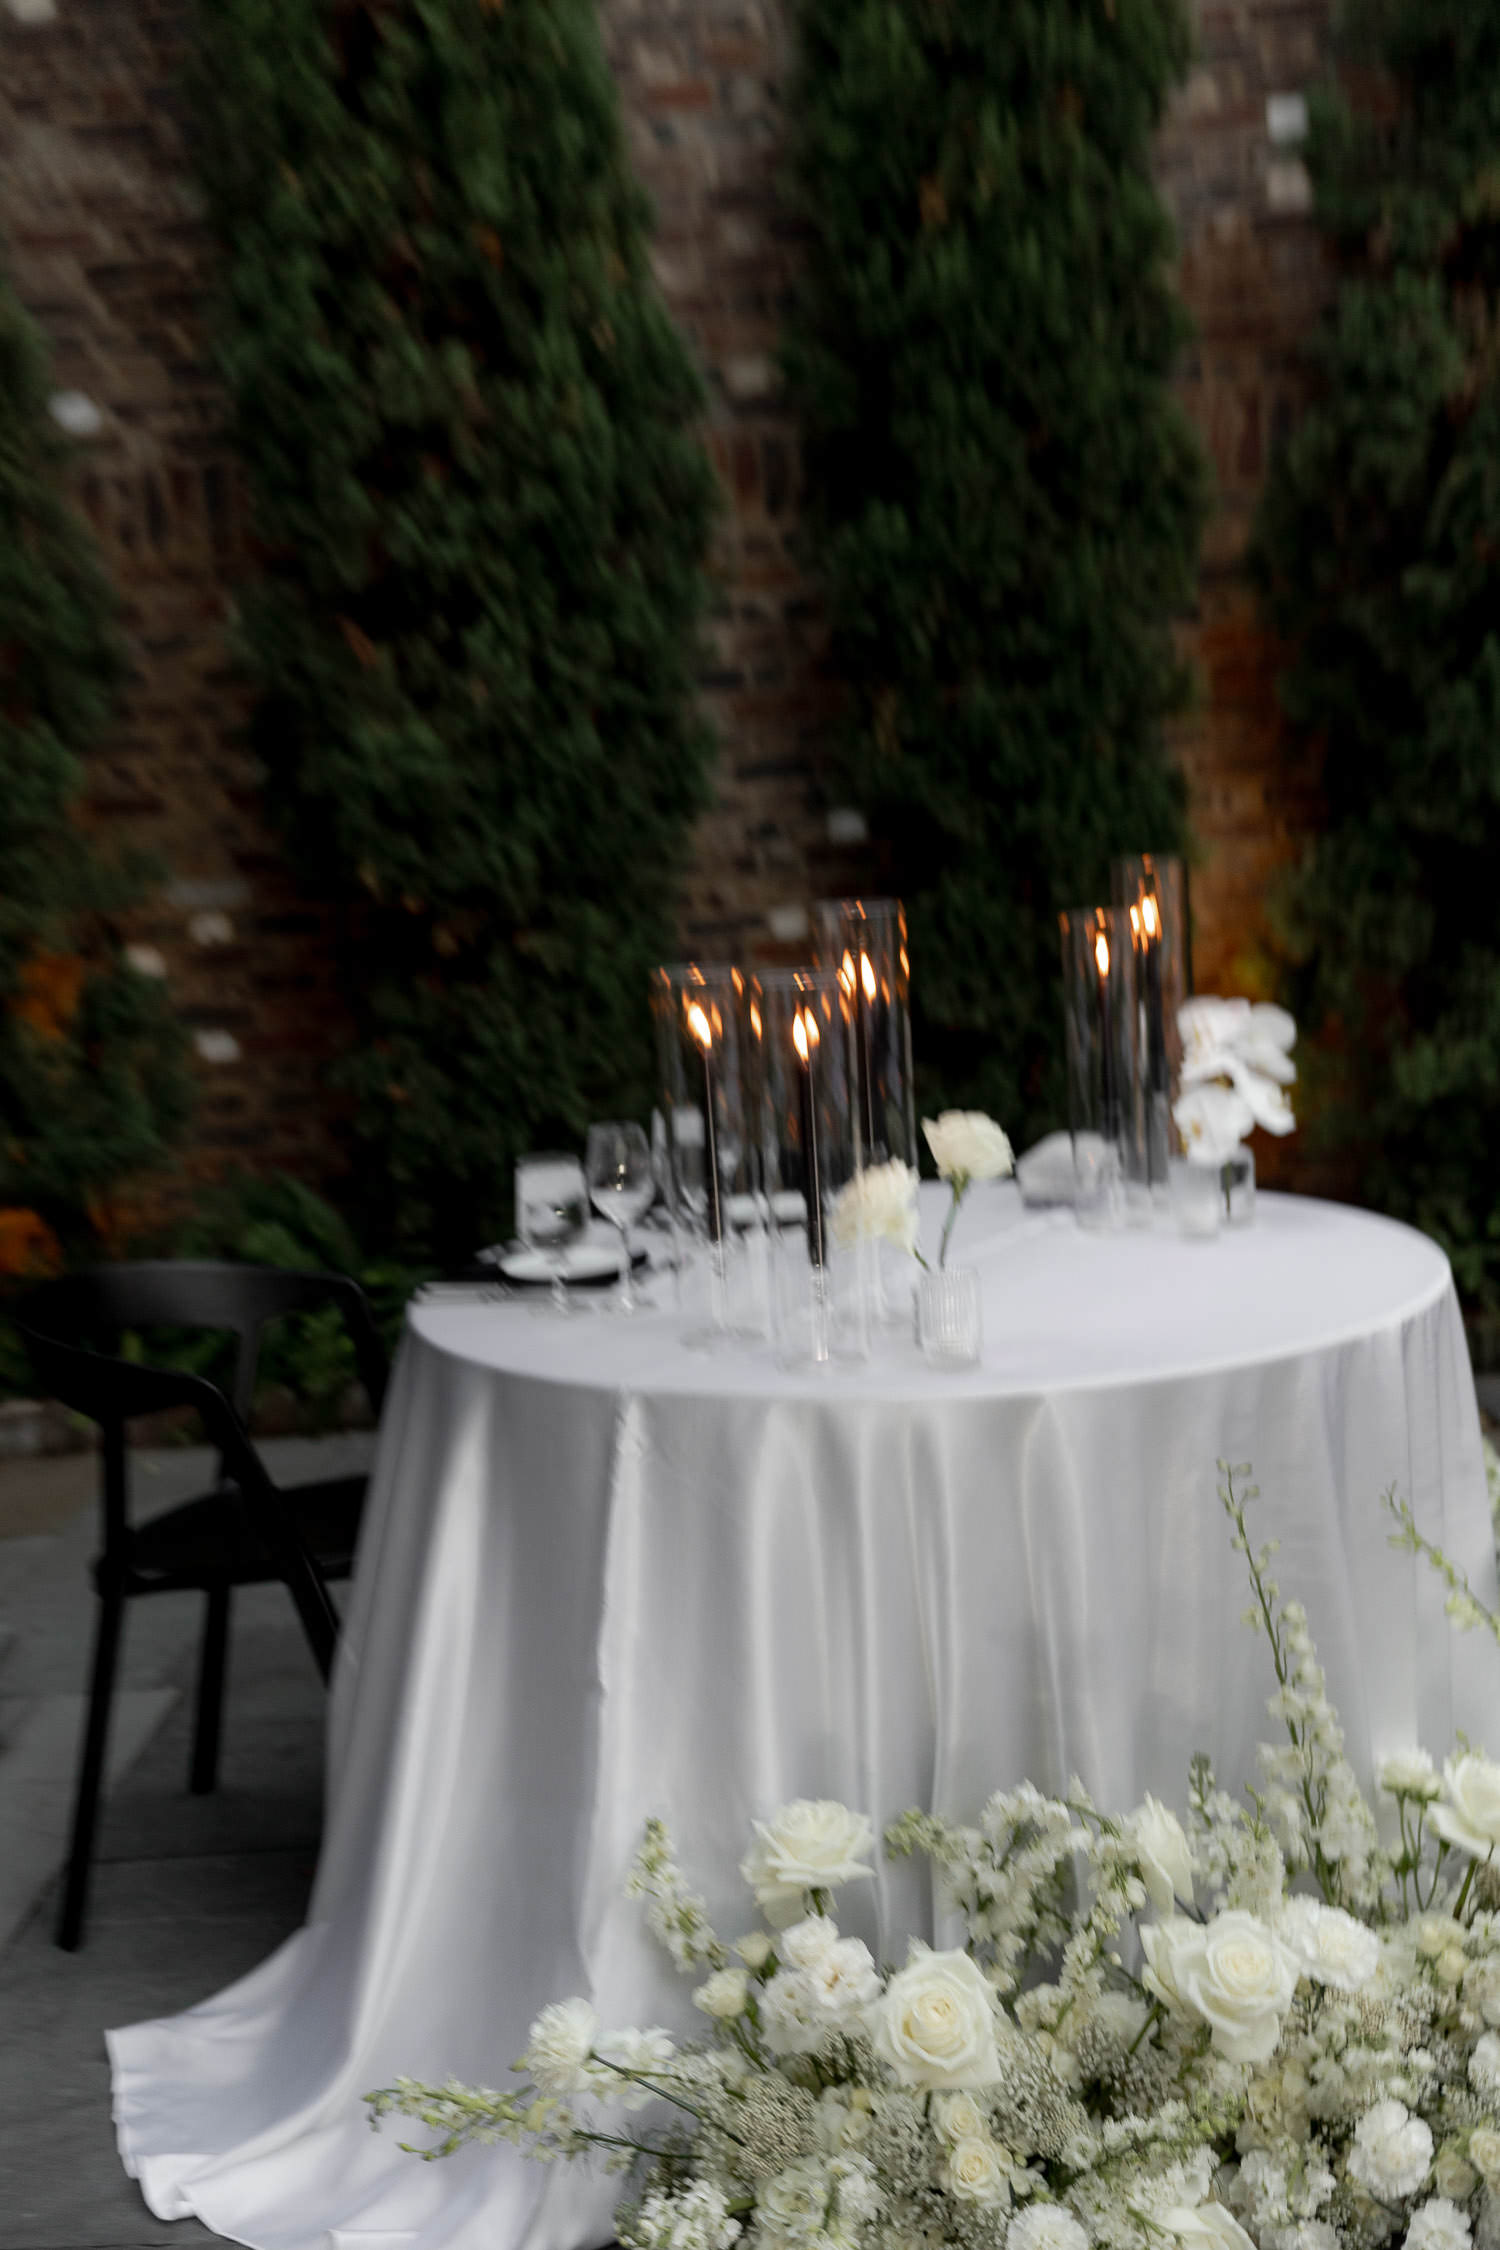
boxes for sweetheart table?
[110,1188,1499,2250]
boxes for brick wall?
[0,0,1338,1206]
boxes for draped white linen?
[110,1190,1498,2250]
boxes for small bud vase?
[915,1266,982,1369]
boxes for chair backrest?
[14,1262,365,1678]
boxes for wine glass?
[514,1153,589,1315]
[585,1122,655,1313]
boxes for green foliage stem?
[784,0,1208,1137]
[190,0,718,1257]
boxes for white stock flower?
[1006,2205,1090,2250]
[922,1112,1014,1185]
[1164,2205,1258,2250]
[1381,1751,1442,1802]
[1127,1795,1197,1913]
[1140,1909,1296,2064]
[1174,1081,1256,1167]
[1349,2100,1435,2200]
[526,1997,599,2094]
[869,1943,1003,2091]
[1433,1756,1500,1861]
[693,1968,750,2020]
[740,1801,875,1925]
[1276,1898,1381,1992]
[944,2136,1011,2206]
[1471,2035,1500,2099]
[829,1160,920,1254]
[1405,2200,1473,2250]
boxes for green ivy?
[0,267,190,1252]
[1254,0,1500,1304]
[190,0,718,1259]
[784,0,1208,1140]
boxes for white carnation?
[1405,2200,1472,2250]
[829,1160,920,1253]
[1349,2100,1435,2200]
[779,1916,840,1969]
[1472,2035,1500,2099]
[757,2158,833,2244]
[596,2026,676,2108]
[525,1997,599,2095]
[1277,1897,1381,1992]
[1006,2205,1090,2250]
[693,1968,750,2020]
[922,1111,1014,1185]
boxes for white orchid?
[1175,997,1298,1164]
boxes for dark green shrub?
[1254,0,1500,1302]
[0,267,190,1261]
[189,0,718,1260]
[784,0,1208,1139]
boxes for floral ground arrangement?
[370,1472,1500,2250]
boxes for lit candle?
[1141,890,1166,1093]
[687,1001,723,1246]
[792,1003,825,1269]
[1094,924,1117,1134]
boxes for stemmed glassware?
[585,1122,655,1313]
[514,1153,589,1315]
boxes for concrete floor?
[0,1435,373,2249]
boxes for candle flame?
[1142,894,1160,939]
[1130,904,1141,939]
[1095,931,1110,979]
[792,1007,820,1062]
[687,1001,712,1051]
[860,952,877,1002]
[839,950,856,1000]
[749,1001,763,1040]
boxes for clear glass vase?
[915,1266,982,1369]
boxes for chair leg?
[189,1583,231,1796]
[56,1585,126,1952]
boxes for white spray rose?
[740,1801,874,1925]
[1433,1756,1500,1860]
[1405,2199,1473,2250]
[1470,2130,1500,2187]
[829,1160,920,1254]
[1141,1909,1296,2064]
[933,2091,991,2145]
[1164,2205,1258,2250]
[693,1967,750,2020]
[734,1931,774,1971]
[525,1997,599,2095]
[1127,1795,1197,1912]
[1349,2100,1435,2200]
[1276,1898,1381,1992]
[944,2136,1011,2207]
[922,1112,1014,1184]
[1435,2154,1480,2202]
[869,1943,1002,2091]
[1006,2206,1091,2250]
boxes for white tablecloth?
[110,1190,1499,2250]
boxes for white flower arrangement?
[1174,1000,1297,1168]
[370,1468,1500,2250]
[923,1112,1015,1269]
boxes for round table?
[111,1189,1498,2250]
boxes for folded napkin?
[1015,1130,1100,1208]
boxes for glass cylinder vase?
[753,969,867,1365]
[1112,854,1189,1201]
[812,899,917,1172]
[651,964,769,1345]
[915,1267,982,1369]
[1059,905,1144,1228]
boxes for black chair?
[14,1260,390,1950]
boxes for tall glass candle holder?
[1112,853,1189,1199]
[754,969,867,1365]
[651,964,768,1345]
[1059,906,1143,1228]
[812,899,917,1172]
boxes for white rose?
[1471,2034,1500,2099]
[1349,2100,1435,2200]
[1127,1795,1197,1913]
[526,1996,599,2094]
[933,2091,990,2145]
[694,1967,751,2020]
[1470,2130,1500,2187]
[944,2136,1011,2207]
[1436,2155,1480,2202]
[1381,1750,1442,1802]
[1433,1757,1500,1861]
[779,1916,840,1969]
[735,1931,774,1971]
[1277,1898,1381,1993]
[829,1160,920,1253]
[922,1111,1014,1185]
[740,1800,875,1925]
[1164,2205,1258,2250]
[869,1943,1002,2091]
[1174,1081,1256,1166]
[1006,2205,1090,2250]
[1142,1909,1296,2064]
[1405,2199,1473,2250]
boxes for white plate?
[493,1242,625,1285]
